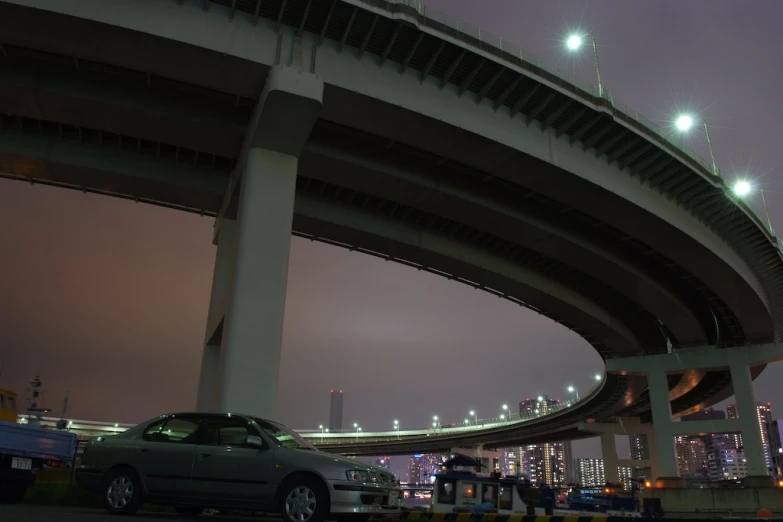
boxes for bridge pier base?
[606,345,783,488]
[196,65,323,418]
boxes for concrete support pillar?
[205,65,323,418]
[730,363,770,482]
[646,369,680,484]
[196,219,237,411]
[600,432,620,483]
[217,149,299,417]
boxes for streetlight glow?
[566,34,583,50]
[469,410,475,416]
[594,374,602,381]
[675,114,694,132]
[537,395,544,402]
[502,404,508,410]
[567,386,575,393]
[733,180,751,197]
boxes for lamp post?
[433,415,440,429]
[319,424,324,443]
[732,180,773,233]
[470,410,477,425]
[353,422,360,442]
[502,404,508,421]
[566,32,603,98]
[394,419,400,440]
[675,114,718,177]
[568,385,580,401]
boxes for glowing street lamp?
[433,415,440,428]
[566,32,603,98]
[594,374,602,381]
[732,179,773,233]
[675,113,717,177]
[319,424,324,443]
[567,385,580,401]
[394,419,400,439]
[470,410,477,425]
[464,418,470,425]
[537,395,544,402]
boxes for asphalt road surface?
[0,505,284,521]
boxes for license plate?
[388,490,399,504]
[11,457,32,471]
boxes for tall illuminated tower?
[329,389,343,431]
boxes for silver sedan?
[75,413,401,522]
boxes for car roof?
[165,412,271,422]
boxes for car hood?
[291,449,389,475]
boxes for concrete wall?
[646,487,783,518]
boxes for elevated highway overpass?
[2,0,783,480]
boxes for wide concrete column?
[600,432,620,483]
[196,219,237,411]
[215,65,323,418]
[730,362,771,484]
[646,369,681,486]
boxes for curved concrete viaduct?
[1,0,782,466]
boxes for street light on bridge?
[319,424,324,443]
[568,385,580,401]
[469,410,477,425]
[394,419,400,440]
[674,113,718,177]
[566,32,604,98]
[731,179,773,233]
[594,373,602,381]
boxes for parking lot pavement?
[0,505,283,521]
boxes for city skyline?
[2,0,783,466]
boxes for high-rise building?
[630,435,645,461]
[328,389,343,431]
[769,420,783,478]
[574,458,634,489]
[515,395,571,486]
[727,402,774,472]
[575,458,605,486]
[408,455,423,484]
[708,449,747,482]
[675,435,708,477]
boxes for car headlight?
[346,470,379,482]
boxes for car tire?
[102,467,143,515]
[0,483,27,504]
[279,475,329,522]
[175,506,205,517]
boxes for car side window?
[143,417,199,443]
[161,418,200,443]
[199,417,256,447]
[141,419,167,441]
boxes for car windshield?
[253,418,317,451]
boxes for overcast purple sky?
[1,0,782,477]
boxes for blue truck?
[0,420,78,503]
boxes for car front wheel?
[280,475,328,522]
[102,467,143,515]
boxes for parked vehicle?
[0,420,78,503]
[76,412,401,520]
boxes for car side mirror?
[246,435,266,449]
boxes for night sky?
[2,0,783,479]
